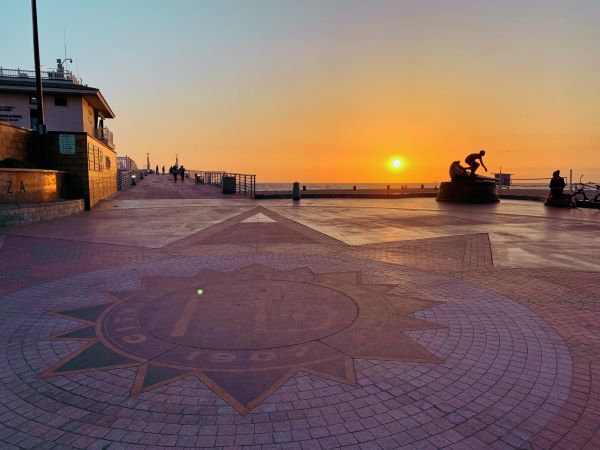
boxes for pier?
[1,166,600,449]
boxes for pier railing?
[189,171,256,197]
[228,173,256,197]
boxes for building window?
[105,156,111,169]
[29,96,37,105]
[54,96,68,106]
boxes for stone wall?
[44,132,117,208]
[43,132,89,201]
[0,122,32,162]
[0,169,65,203]
[87,138,117,207]
[0,125,117,209]
[0,199,84,227]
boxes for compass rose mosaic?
[43,264,443,414]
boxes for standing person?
[172,166,178,183]
[155,165,159,174]
[179,166,185,182]
[162,165,165,175]
[465,150,487,175]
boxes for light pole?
[175,154,179,167]
[31,0,45,134]
[146,153,150,171]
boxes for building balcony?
[94,127,114,149]
[0,67,81,85]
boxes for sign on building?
[59,134,76,154]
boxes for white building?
[0,60,115,149]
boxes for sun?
[390,157,404,170]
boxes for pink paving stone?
[1,183,599,448]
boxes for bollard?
[293,182,300,201]
[353,185,356,190]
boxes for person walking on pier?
[155,165,159,174]
[179,166,185,182]
[171,166,178,183]
[162,166,165,175]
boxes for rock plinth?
[436,178,499,203]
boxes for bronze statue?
[449,161,468,180]
[465,150,487,175]
[438,150,499,203]
[449,151,494,182]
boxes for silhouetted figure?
[179,166,185,182]
[162,166,165,175]
[438,152,499,203]
[155,165,159,174]
[549,170,566,196]
[172,166,178,183]
[465,150,487,175]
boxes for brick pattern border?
[0,199,84,227]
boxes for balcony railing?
[94,127,114,148]
[0,67,81,85]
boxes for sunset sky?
[3,0,600,183]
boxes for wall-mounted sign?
[0,114,22,122]
[0,105,21,122]
[59,134,76,154]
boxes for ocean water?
[255,182,550,192]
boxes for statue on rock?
[437,150,500,203]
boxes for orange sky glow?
[4,1,600,184]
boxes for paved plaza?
[0,175,599,449]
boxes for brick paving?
[0,176,599,448]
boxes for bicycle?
[569,182,600,207]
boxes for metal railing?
[0,67,81,84]
[94,127,114,148]
[189,170,256,197]
[117,156,138,172]
[228,172,256,197]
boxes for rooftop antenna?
[64,27,67,68]
[57,27,73,79]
